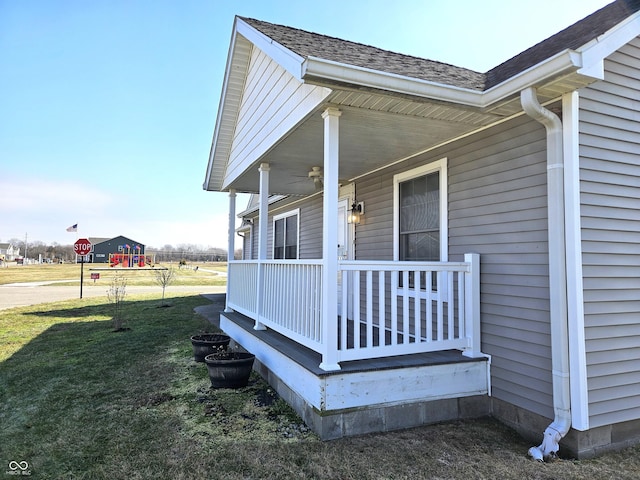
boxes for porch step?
[219,309,490,440]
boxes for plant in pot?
[204,345,255,389]
[190,333,231,362]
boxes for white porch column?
[224,188,236,313]
[320,107,341,371]
[255,163,270,330]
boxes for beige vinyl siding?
[579,37,640,428]
[250,218,259,260]
[242,231,251,260]
[225,46,330,187]
[357,114,554,418]
[248,195,324,260]
[298,195,323,259]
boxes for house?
[88,236,147,266]
[203,0,640,459]
[0,243,20,262]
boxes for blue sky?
[0,0,612,249]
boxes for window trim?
[393,158,448,263]
[272,208,300,259]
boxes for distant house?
[204,1,640,459]
[89,236,146,266]
[0,243,20,261]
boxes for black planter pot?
[190,334,231,362]
[204,352,255,388]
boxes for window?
[394,159,448,287]
[273,210,299,259]
[399,171,440,262]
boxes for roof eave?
[483,50,591,105]
[302,56,486,107]
[204,17,307,193]
[204,17,245,193]
[237,195,288,217]
[236,18,306,80]
[301,48,596,110]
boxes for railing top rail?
[339,260,470,272]
[231,259,470,269]
[229,259,324,266]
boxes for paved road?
[0,283,226,311]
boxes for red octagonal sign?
[74,238,92,256]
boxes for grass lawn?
[1,293,639,479]
[0,262,227,287]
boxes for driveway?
[0,282,226,311]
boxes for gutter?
[520,87,571,462]
[302,49,586,109]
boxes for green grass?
[0,262,227,286]
[1,294,640,479]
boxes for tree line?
[2,238,240,263]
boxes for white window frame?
[272,209,300,259]
[393,158,448,297]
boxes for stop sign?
[74,238,92,256]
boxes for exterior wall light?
[348,201,364,224]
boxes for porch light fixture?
[348,201,364,224]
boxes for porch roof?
[204,1,640,195]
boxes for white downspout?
[521,88,571,461]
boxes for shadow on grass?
[0,294,224,475]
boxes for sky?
[0,0,613,250]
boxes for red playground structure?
[109,244,154,268]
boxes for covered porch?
[225,255,483,370]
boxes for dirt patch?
[134,392,175,408]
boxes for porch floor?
[205,305,482,376]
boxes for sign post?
[74,238,92,299]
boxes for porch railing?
[226,253,480,369]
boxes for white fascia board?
[237,195,288,217]
[204,18,247,192]
[578,12,640,80]
[236,19,306,80]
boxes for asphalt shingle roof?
[240,0,640,91]
[485,0,640,88]
[241,16,486,90]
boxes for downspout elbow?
[528,416,571,462]
[521,88,562,132]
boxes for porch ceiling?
[228,89,504,196]
[225,62,595,197]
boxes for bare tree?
[154,267,175,306]
[107,273,127,331]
